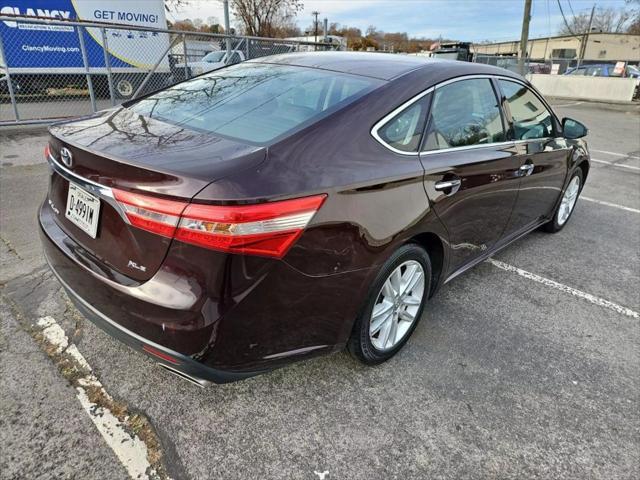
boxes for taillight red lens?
[113,188,188,238]
[113,188,326,258]
[175,194,327,258]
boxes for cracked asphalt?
[1,99,639,480]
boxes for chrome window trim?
[370,73,556,156]
[370,86,434,156]
[419,140,516,156]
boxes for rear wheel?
[348,244,431,365]
[543,169,583,233]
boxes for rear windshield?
[129,62,381,144]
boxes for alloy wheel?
[369,260,425,351]
[557,175,581,226]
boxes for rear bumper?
[46,256,265,385]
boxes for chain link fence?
[0,15,338,125]
[474,54,640,76]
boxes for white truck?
[0,0,171,98]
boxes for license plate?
[65,183,100,238]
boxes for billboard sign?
[0,0,169,70]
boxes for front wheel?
[543,168,583,233]
[348,244,431,365]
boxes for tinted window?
[566,67,586,76]
[499,80,553,140]
[377,95,430,152]
[423,79,505,151]
[129,63,380,144]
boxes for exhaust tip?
[157,363,207,388]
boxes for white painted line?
[591,158,640,172]
[592,149,640,160]
[35,316,161,480]
[487,260,639,319]
[581,196,640,214]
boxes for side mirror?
[562,117,588,139]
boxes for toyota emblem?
[60,147,73,168]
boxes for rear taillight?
[113,189,326,258]
[113,188,187,238]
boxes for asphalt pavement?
[0,99,638,480]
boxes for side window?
[499,80,553,140]
[376,95,430,153]
[423,79,505,151]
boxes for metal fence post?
[77,25,97,112]
[245,37,250,59]
[132,35,180,99]
[101,27,116,105]
[182,33,189,80]
[0,31,20,121]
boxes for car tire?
[115,78,135,99]
[543,168,584,233]
[348,243,431,365]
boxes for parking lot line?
[552,101,584,108]
[581,196,640,214]
[590,158,640,172]
[487,260,639,319]
[35,316,162,480]
[592,149,640,160]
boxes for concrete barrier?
[527,74,638,103]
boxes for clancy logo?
[313,471,329,480]
[0,6,72,27]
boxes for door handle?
[434,178,462,194]
[519,162,534,176]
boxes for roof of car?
[249,51,521,81]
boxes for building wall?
[473,33,640,61]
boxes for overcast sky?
[167,0,632,41]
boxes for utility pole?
[223,0,232,57]
[578,4,596,68]
[518,0,532,75]
[312,11,319,43]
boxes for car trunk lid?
[46,108,265,282]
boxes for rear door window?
[129,63,381,145]
[499,80,553,140]
[422,78,506,151]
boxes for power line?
[567,0,577,20]
[557,0,576,36]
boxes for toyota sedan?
[40,52,590,385]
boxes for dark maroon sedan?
[40,52,589,385]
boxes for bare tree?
[626,0,640,34]
[231,0,303,37]
[558,6,634,34]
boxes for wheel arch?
[577,159,590,186]
[406,231,445,297]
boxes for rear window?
[129,63,381,144]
